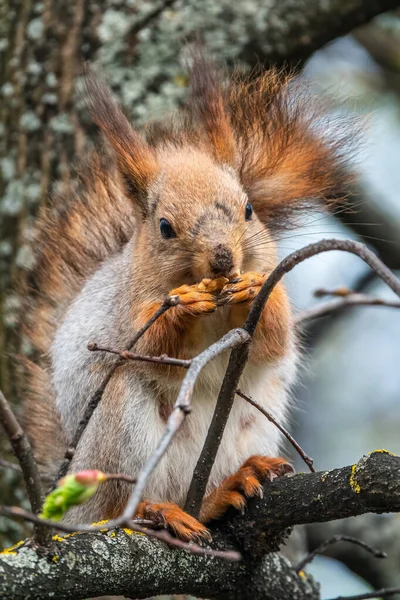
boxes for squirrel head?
[145,147,265,281]
[84,51,354,288]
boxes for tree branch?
[236,389,315,472]
[88,342,192,368]
[0,389,50,546]
[296,534,386,573]
[185,239,400,518]
[327,587,400,600]
[120,328,250,525]
[306,514,400,590]
[294,293,400,325]
[240,0,400,68]
[1,450,399,600]
[0,528,317,600]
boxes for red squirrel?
[23,52,350,541]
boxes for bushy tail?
[22,149,136,474]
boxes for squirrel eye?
[245,202,253,221]
[159,218,176,239]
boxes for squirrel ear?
[186,49,236,167]
[83,66,158,217]
[229,70,355,231]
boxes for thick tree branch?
[1,451,399,600]
[0,530,317,600]
[240,0,400,68]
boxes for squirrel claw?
[137,501,211,543]
[200,455,293,523]
[168,279,227,316]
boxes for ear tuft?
[185,48,236,166]
[83,65,158,215]
[228,69,357,231]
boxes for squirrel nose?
[209,244,234,276]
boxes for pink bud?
[74,469,106,485]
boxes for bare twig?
[0,506,157,535]
[245,240,400,336]
[326,587,400,600]
[295,293,400,325]
[102,472,136,484]
[0,389,50,546]
[0,506,240,561]
[0,457,22,473]
[314,286,354,297]
[296,534,386,573]
[88,342,192,368]
[236,388,315,473]
[185,239,400,519]
[120,328,250,525]
[55,296,179,483]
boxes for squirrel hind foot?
[200,455,293,523]
[137,501,212,543]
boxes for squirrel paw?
[170,277,228,316]
[200,455,293,522]
[137,501,212,543]
[219,272,266,305]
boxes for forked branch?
[185,239,400,518]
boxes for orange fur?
[137,501,211,542]
[200,455,293,522]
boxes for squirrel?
[22,52,351,541]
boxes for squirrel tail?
[21,149,135,475]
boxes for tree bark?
[1,451,399,600]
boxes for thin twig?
[102,472,136,484]
[236,389,315,473]
[120,328,250,525]
[55,296,179,484]
[295,293,400,324]
[0,506,240,562]
[0,457,22,473]
[296,534,386,573]
[326,587,400,600]
[0,505,160,534]
[185,239,400,519]
[0,389,51,546]
[314,286,353,297]
[88,343,192,368]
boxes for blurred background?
[1,1,400,598]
